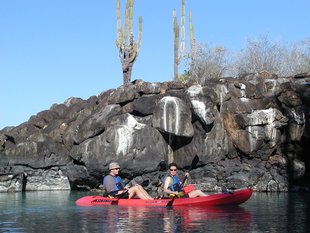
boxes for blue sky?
[0,0,309,129]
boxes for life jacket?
[113,176,125,191]
[103,175,125,195]
[164,175,181,192]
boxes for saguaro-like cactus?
[116,0,142,84]
[189,10,196,69]
[189,11,195,56]
[173,0,185,81]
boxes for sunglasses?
[170,169,177,171]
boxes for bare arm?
[182,172,189,186]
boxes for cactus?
[189,10,196,70]
[189,11,195,56]
[116,0,142,84]
[173,0,185,81]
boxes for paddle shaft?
[178,155,199,191]
[167,155,199,206]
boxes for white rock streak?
[187,84,202,97]
[186,85,208,124]
[191,100,208,123]
[246,108,287,148]
[291,108,305,124]
[217,85,228,105]
[162,96,180,135]
[115,114,145,156]
[116,126,133,156]
[265,79,277,96]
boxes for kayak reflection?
[94,205,253,232]
[75,205,252,233]
[164,206,252,232]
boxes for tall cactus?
[189,10,196,70]
[116,0,142,84]
[173,0,185,81]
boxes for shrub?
[231,35,287,77]
[185,43,229,84]
[184,35,310,83]
[283,39,310,75]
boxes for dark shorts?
[117,191,129,199]
[109,189,129,199]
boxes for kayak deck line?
[76,188,253,207]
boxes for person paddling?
[103,162,153,199]
[163,162,207,198]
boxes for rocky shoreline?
[1,72,309,193]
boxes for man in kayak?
[103,162,153,199]
[163,162,207,198]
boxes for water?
[0,191,309,233]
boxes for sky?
[0,0,309,130]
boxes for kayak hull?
[75,188,253,207]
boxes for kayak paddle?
[179,155,199,191]
[166,155,199,207]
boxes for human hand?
[176,192,184,198]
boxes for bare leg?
[188,190,208,198]
[128,185,152,199]
[136,185,153,199]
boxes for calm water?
[0,191,309,233]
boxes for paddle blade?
[157,161,168,171]
[182,184,195,194]
[190,155,199,170]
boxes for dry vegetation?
[184,35,310,84]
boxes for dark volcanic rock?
[0,73,309,192]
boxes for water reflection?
[287,192,310,233]
[1,191,310,232]
[0,191,72,233]
[164,206,252,233]
[78,205,252,233]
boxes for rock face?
[1,73,309,193]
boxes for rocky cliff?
[1,72,309,193]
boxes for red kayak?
[75,188,252,207]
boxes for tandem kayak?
[75,188,253,207]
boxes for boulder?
[153,96,194,137]
[0,74,309,192]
